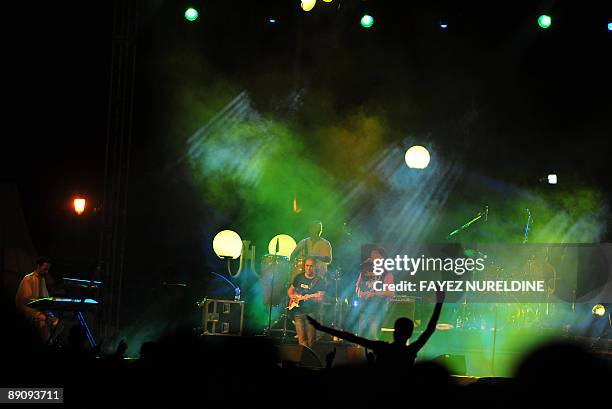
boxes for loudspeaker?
[382,297,416,329]
[277,345,323,369]
[433,354,467,375]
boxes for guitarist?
[287,257,325,348]
[356,248,394,339]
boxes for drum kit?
[449,207,559,330]
[452,256,556,330]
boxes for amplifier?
[380,296,417,342]
[197,298,244,336]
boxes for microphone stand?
[265,239,295,341]
[522,209,532,244]
[266,238,280,336]
[446,208,487,329]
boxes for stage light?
[301,0,316,12]
[439,22,448,30]
[592,304,606,317]
[323,0,333,2]
[608,22,611,32]
[352,300,359,307]
[73,197,86,215]
[547,174,558,184]
[538,14,552,29]
[405,145,431,169]
[361,14,374,28]
[268,18,277,24]
[267,234,297,258]
[213,230,243,259]
[185,8,199,22]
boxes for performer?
[287,257,325,348]
[356,248,394,339]
[15,256,60,342]
[290,220,332,279]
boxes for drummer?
[290,221,332,279]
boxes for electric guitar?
[287,293,320,310]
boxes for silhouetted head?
[393,317,414,344]
[308,221,323,239]
[34,256,51,278]
[139,341,159,360]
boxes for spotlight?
[360,14,374,28]
[301,0,316,12]
[184,8,199,22]
[439,22,448,30]
[405,145,431,169]
[538,14,552,29]
[267,234,297,258]
[608,22,611,32]
[547,174,558,184]
[72,197,86,216]
[268,18,277,24]
[212,230,243,259]
[592,304,606,317]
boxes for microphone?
[360,257,373,266]
[275,237,280,254]
[485,206,488,222]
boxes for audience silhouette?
[308,290,445,368]
[1,295,610,406]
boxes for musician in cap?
[287,257,325,348]
[15,256,60,342]
[290,220,332,279]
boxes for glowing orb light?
[213,230,243,259]
[301,0,316,12]
[592,304,606,317]
[267,234,297,258]
[405,145,431,169]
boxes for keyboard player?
[15,257,61,342]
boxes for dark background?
[3,0,611,338]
